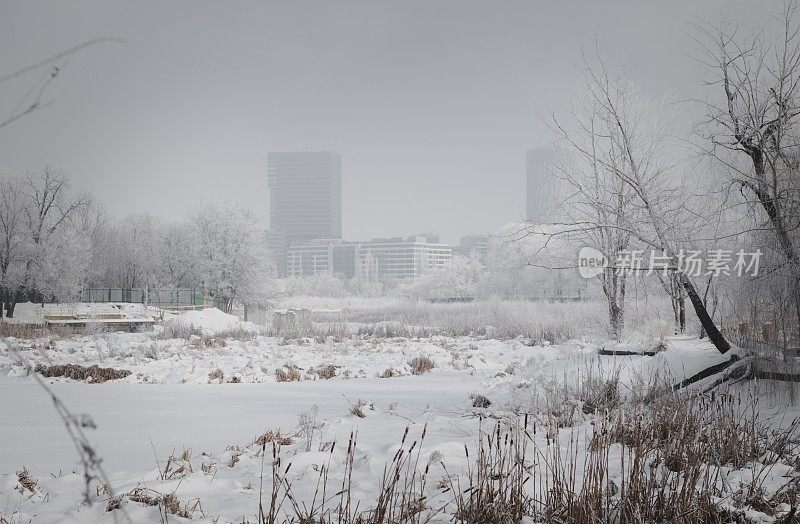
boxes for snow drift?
[161,308,260,337]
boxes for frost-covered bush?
[284,273,348,297]
[409,355,435,375]
[275,364,301,382]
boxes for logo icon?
[578,246,607,279]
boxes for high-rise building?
[525,148,559,223]
[268,151,342,242]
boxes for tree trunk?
[6,296,17,319]
[699,275,714,339]
[681,273,730,353]
[602,267,626,341]
[609,302,623,341]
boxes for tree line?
[0,167,272,318]
[545,5,800,353]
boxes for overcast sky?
[0,1,771,243]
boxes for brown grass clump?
[536,367,621,433]
[470,393,492,408]
[36,364,131,383]
[109,487,202,519]
[598,388,800,469]
[0,324,75,339]
[259,426,435,523]
[445,420,530,523]
[312,364,337,380]
[409,356,435,375]
[348,398,368,418]
[104,382,800,523]
[276,364,302,382]
[16,468,37,494]
[535,387,800,522]
[254,430,294,447]
[160,448,193,480]
[580,373,620,415]
[207,368,224,383]
[200,459,216,476]
[197,335,227,348]
[227,451,241,468]
[227,375,242,383]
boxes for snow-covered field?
[1,307,798,522]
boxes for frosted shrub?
[409,355,435,375]
[275,364,301,382]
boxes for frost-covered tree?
[550,62,730,352]
[697,5,800,330]
[75,202,116,288]
[190,199,273,312]
[157,221,197,289]
[114,214,164,305]
[488,223,584,301]
[37,227,91,303]
[549,89,639,340]
[286,273,348,298]
[0,168,91,317]
[398,255,484,301]
[0,173,26,317]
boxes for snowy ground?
[0,307,797,522]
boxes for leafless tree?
[551,59,731,353]
[695,4,800,338]
[0,168,90,317]
[189,199,274,313]
[0,173,25,319]
[550,89,637,340]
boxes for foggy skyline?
[0,0,768,243]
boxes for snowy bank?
[161,308,261,337]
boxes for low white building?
[286,235,452,280]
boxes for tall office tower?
[525,148,559,223]
[268,151,342,242]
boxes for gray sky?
[0,0,769,243]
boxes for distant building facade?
[456,234,490,263]
[525,148,559,223]
[359,235,451,280]
[265,229,289,277]
[267,151,342,276]
[268,151,342,242]
[286,235,452,280]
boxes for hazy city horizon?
[0,0,765,244]
[4,3,800,521]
